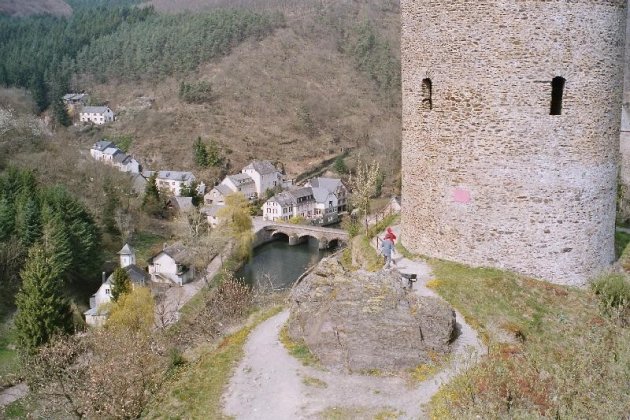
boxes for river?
[236,236,337,290]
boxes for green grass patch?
[427,259,630,419]
[351,235,382,272]
[615,230,630,259]
[367,214,399,239]
[130,231,168,267]
[1,399,27,418]
[0,318,20,387]
[302,375,328,388]
[111,134,133,153]
[143,306,283,419]
[279,325,319,366]
[318,406,401,420]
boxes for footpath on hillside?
[222,225,485,419]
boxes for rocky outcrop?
[287,258,456,373]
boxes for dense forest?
[0,5,281,119]
[0,167,102,318]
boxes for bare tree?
[349,159,381,235]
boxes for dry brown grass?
[79,1,401,187]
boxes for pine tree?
[20,197,42,248]
[207,139,221,167]
[142,173,162,216]
[193,137,209,167]
[102,180,120,235]
[110,267,131,302]
[14,245,74,354]
[0,197,15,242]
[333,156,348,174]
[42,214,72,280]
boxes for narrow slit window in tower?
[421,78,432,110]
[550,76,565,115]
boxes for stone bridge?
[253,221,349,250]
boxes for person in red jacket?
[384,227,396,243]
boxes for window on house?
[550,76,565,115]
[105,288,110,295]
[421,78,433,110]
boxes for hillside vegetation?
[0,0,72,17]
[0,0,402,189]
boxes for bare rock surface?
[288,258,455,373]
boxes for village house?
[148,243,194,286]
[263,191,295,222]
[80,105,115,125]
[167,196,194,212]
[200,204,222,227]
[222,173,258,200]
[263,177,348,224]
[242,160,285,196]
[263,187,317,221]
[156,171,196,197]
[204,184,233,206]
[84,244,150,327]
[62,93,89,116]
[304,177,349,213]
[90,140,140,174]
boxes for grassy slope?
[143,306,283,418]
[81,1,401,188]
[427,259,630,418]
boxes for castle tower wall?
[401,0,627,286]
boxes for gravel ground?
[223,229,486,419]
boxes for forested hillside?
[0,0,402,187]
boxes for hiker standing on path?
[380,236,395,269]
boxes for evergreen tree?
[142,173,162,216]
[110,267,131,302]
[42,214,72,280]
[14,245,74,354]
[333,156,348,174]
[0,197,15,242]
[20,197,42,248]
[207,139,222,167]
[193,137,209,168]
[102,180,120,235]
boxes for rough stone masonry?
[400,0,628,286]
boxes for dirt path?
[223,226,485,419]
[0,383,28,408]
[157,254,224,326]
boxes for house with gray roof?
[84,243,150,327]
[148,243,194,286]
[221,173,257,200]
[242,160,285,196]
[90,140,140,174]
[156,171,196,197]
[200,204,223,227]
[63,93,89,106]
[304,177,349,212]
[80,105,115,125]
[204,184,233,206]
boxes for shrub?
[179,81,213,104]
[592,273,630,323]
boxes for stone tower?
[118,243,136,268]
[400,0,628,286]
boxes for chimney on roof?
[102,272,106,284]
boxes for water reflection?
[236,237,335,290]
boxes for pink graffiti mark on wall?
[453,188,471,204]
